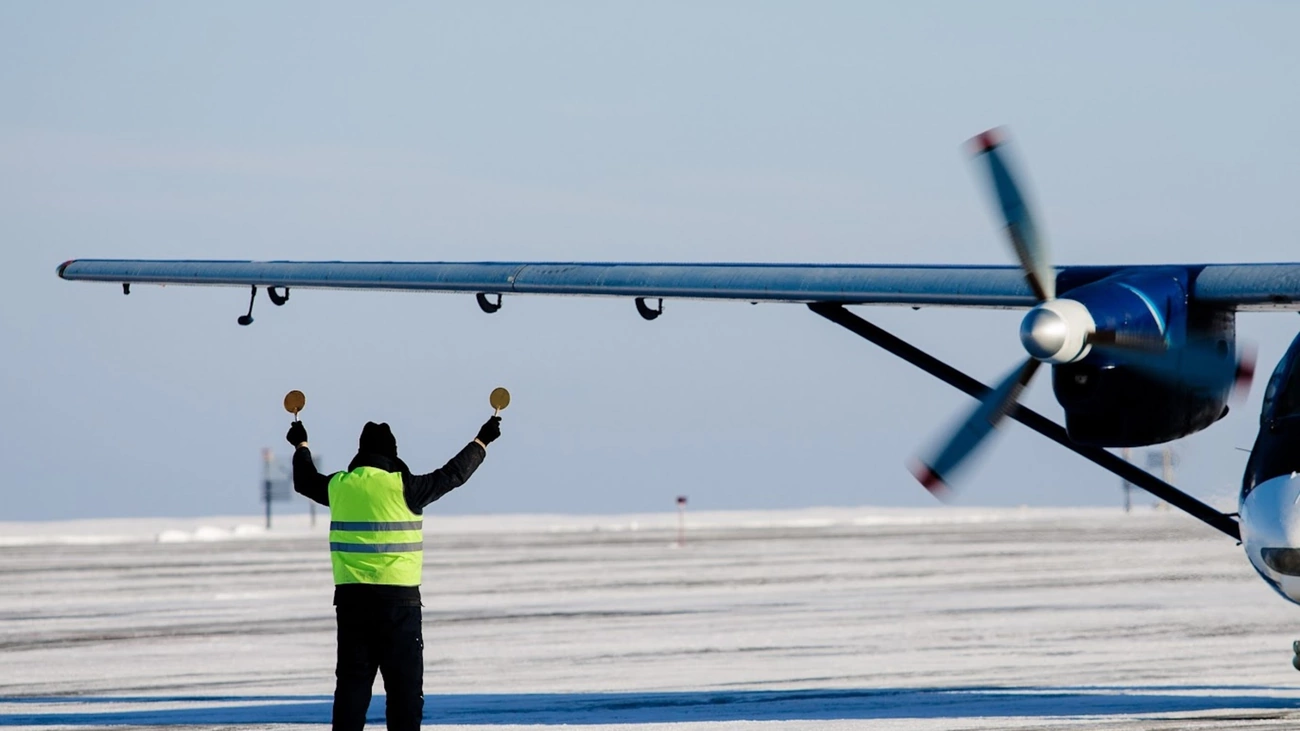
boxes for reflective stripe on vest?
[327,467,423,586]
[329,541,424,553]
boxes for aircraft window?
[1261,548,1300,576]
[1270,362,1300,419]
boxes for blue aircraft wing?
[54,259,1300,311]
[57,259,1038,308]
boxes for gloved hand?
[286,421,308,447]
[476,416,502,446]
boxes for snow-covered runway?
[3,507,1299,729]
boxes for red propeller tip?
[908,461,950,499]
[1233,346,1257,401]
[968,128,1003,155]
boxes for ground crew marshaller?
[289,416,501,731]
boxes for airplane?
[55,128,1300,667]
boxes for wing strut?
[808,303,1241,541]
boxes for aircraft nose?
[1240,474,1300,604]
[1242,475,1300,545]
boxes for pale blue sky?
[2,2,1299,520]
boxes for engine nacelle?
[1048,267,1236,447]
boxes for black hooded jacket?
[293,436,485,605]
[292,442,484,513]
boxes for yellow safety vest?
[327,467,423,586]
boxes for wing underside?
[55,259,1300,311]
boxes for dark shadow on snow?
[2,686,1298,725]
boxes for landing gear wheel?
[1291,641,1300,671]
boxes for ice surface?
[2,506,1299,730]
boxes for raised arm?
[287,421,332,506]
[403,417,500,511]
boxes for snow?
[2,506,1299,729]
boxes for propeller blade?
[1100,336,1254,401]
[1086,329,1167,353]
[1234,343,1257,403]
[969,129,1055,302]
[910,358,1042,499]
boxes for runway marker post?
[676,495,688,547]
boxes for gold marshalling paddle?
[489,387,510,416]
[283,390,306,419]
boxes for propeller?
[909,129,1254,497]
[910,358,1040,499]
[1118,336,1256,403]
[909,131,1054,496]
[972,129,1054,302]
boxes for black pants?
[333,602,424,731]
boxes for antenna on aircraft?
[237,285,258,326]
